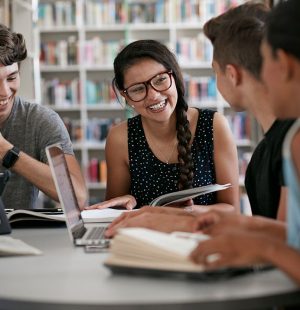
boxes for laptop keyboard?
[85,226,106,241]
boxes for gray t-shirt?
[0,96,73,209]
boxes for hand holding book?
[150,183,231,206]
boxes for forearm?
[248,216,286,240]
[191,203,237,215]
[262,239,300,286]
[12,151,59,200]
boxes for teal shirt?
[283,119,300,250]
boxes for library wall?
[37,0,257,209]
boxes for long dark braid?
[176,97,193,190]
[113,40,194,190]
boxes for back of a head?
[0,24,27,66]
[204,2,269,80]
[266,0,300,61]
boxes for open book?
[6,209,66,226]
[104,227,257,279]
[150,183,231,206]
[5,208,128,225]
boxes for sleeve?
[31,106,74,163]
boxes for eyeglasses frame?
[121,70,173,102]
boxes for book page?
[105,228,209,271]
[116,228,200,257]
[0,236,42,256]
[150,183,231,206]
[81,208,130,223]
[7,210,65,223]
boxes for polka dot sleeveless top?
[128,109,216,208]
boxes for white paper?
[0,236,42,256]
[81,208,129,223]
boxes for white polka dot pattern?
[128,109,216,208]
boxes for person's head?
[113,40,194,190]
[261,0,300,119]
[0,24,27,121]
[203,2,269,110]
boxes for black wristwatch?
[2,146,20,169]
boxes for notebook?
[0,171,11,234]
[45,144,108,247]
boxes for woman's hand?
[84,195,137,210]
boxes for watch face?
[2,147,20,169]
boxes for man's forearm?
[249,216,286,240]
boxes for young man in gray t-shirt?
[0,24,87,209]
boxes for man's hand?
[190,230,271,268]
[105,210,197,238]
[195,209,250,235]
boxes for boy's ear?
[225,64,241,86]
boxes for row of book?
[184,76,217,102]
[86,118,121,142]
[83,37,124,66]
[85,0,126,25]
[38,1,76,28]
[86,0,168,25]
[62,117,121,142]
[61,113,251,145]
[85,80,116,105]
[128,0,168,24]
[38,0,247,27]
[225,112,252,141]
[41,74,217,106]
[175,0,247,22]
[40,36,212,67]
[86,159,107,183]
[42,78,80,107]
[40,37,124,66]
[176,35,213,63]
[40,37,78,66]
[62,117,82,142]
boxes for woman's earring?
[131,105,135,109]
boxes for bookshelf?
[0,0,9,26]
[37,0,257,206]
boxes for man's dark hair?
[0,23,27,66]
[266,0,300,61]
[204,2,269,80]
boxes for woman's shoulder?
[109,120,128,135]
[107,120,128,145]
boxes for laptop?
[46,144,108,247]
[0,171,11,234]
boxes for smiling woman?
[85,39,240,213]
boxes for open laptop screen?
[46,145,83,230]
[0,171,11,234]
